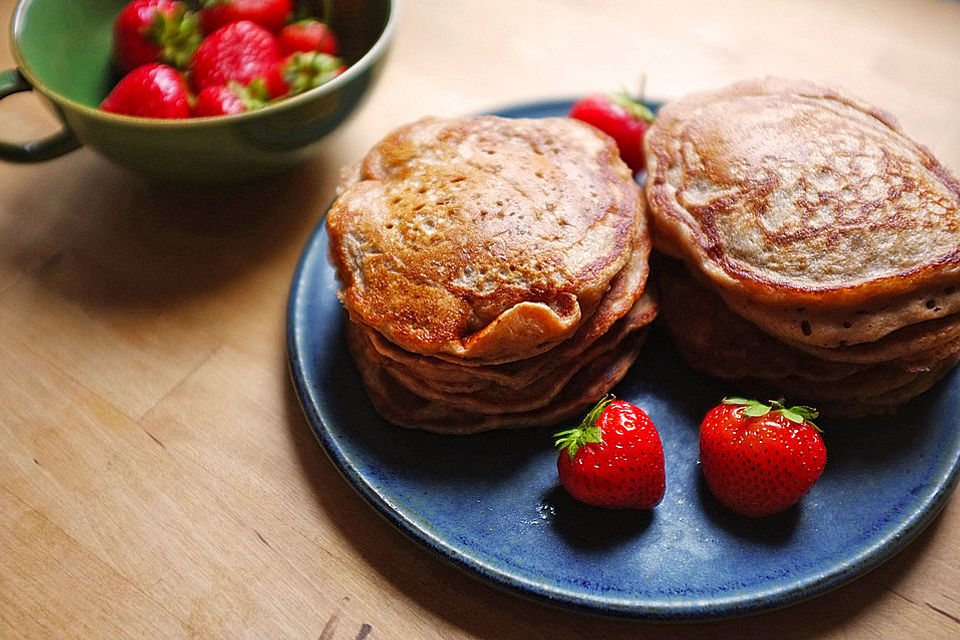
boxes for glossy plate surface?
[287,99,960,620]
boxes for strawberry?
[262,51,345,99]
[699,398,827,518]
[112,0,201,74]
[554,396,665,510]
[189,20,279,91]
[569,90,655,173]
[277,19,340,56]
[194,81,269,116]
[199,0,293,34]
[100,63,192,118]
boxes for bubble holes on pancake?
[652,91,960,303]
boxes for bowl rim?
[9,0,399,128]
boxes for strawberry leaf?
[554,395,613,460]
[743,403,771,417]
[280,52,344,95]
[607,92,656,123]
[150,5,201,70]
[774,402,821,431]
[724,397,771,417]
[723,397,822,431]
[229,79,269,111]
[779,407,804,423]
[793,405,820,421]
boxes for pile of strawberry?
[101,0,345,118]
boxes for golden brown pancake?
[718,283,960,349]
[657,256,960,407]
[357,291,656,413]
[655,257,870,382]
[807,356,959,417]
[348,328,648,433]
[787,312,960,364]
[646,77,960,416]
[328,115,643,364]
[356,231,655,388]
[645,77,960,311]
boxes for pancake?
[707,267,960,362]
[358,291,657,413]
[358,231,654,388]
[657,256,960,403]
[646,77,960,416]
[349,328,649,434]
[644,76,960,311]
[655,257,870,382]
[718,282,960,349]
[787,312,960,364]
[743,353,960,417]
[362,291,656,396]
[328,115,643,364]
[809,356,960,417]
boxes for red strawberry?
[113,0,201,74]
[569,91,655,173]
[699,398,827,518]
[277,19,339,56]
[194,81,269,116]
[262,51,345,99]
[190,20,279,91]
[555,396,665,510]
[199,0,293,34]
[100,63,192,118]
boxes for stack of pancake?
[644,77,960,416]
[327,115,656,433]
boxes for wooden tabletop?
[3,0,960,638]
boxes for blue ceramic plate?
[287,99,960,620]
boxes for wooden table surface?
[2,0,960,638]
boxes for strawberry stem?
[230,79,269,111]
[554,395,613,459]
[150,5,201,70]
[280,52,344,95]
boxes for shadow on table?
[0,152,335,309]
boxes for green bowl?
[3,0,396,182]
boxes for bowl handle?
[0,68,81,162]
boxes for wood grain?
[2,0,959,638]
